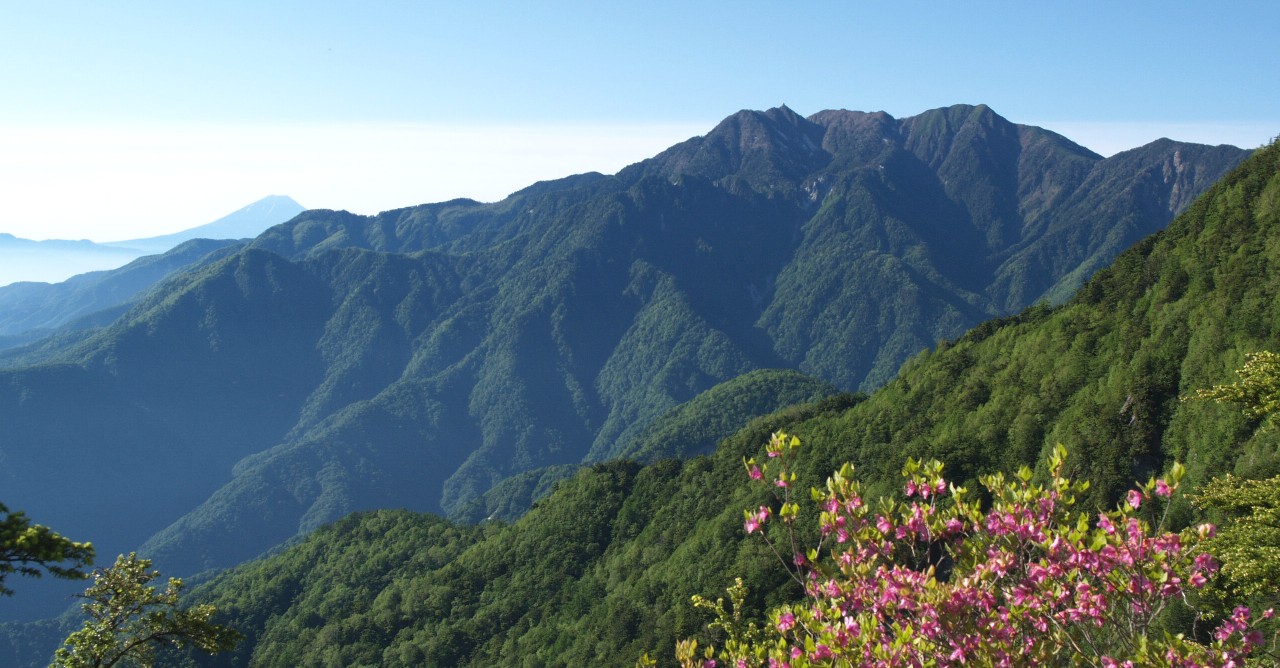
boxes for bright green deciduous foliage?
[0,501,94,597]
[50,553,240,668]
[1193,475,1280,612]
[1187,351,1280,633]
[1190,351,1280,429]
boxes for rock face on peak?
[0,105,1252,625]
[622,105,831,192]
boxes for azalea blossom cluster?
[673,433,1275,668]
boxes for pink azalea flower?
[743,506,769,534]
[717,436,1269,666]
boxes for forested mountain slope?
[448,368,844,524]
[0,238,244,353]
[166,137,1280,668]
[0,105,1248,624]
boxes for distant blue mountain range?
[0,195,304,286]
[104,194,306,253]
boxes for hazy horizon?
[2,2,1276,242]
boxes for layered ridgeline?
[0,239,245,353]
[123,137,1279,668]
[0,195,305,352]
[0,105,1248,622]
[0,195,303,289]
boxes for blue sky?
[2,1,1277,241]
